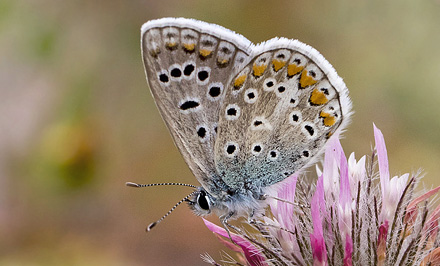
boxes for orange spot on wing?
[310,89,329,105]
[272,59,286,72]
[165,42,177,50]
[183,43,195,52]
[217,58,229,65]
[234,74,247,88]
[287,64,304,77]
[253,63,267,77]
[300,70,317,88]
[199,49,212,58]
[320,111,336,127]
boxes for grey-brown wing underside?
[214,38,352,190]
[141,18,253,187]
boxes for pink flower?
[203,125,440,265]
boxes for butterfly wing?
[141,18,253,187]
[214,38,352,190]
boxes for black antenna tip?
[126,182,140,187]
[147,222,157,232]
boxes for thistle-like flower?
[202,125,440,266]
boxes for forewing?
[215,38,352,190]
[141,18,253,187]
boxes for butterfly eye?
[197,190,210,211]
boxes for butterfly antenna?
[146,190,198,232]
[126,181,197,189]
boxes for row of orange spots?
[234,58,321,93]
[319,111,336,127]
[164,40,215,59]
[253,59,318,89]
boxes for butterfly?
[131,17,351,230]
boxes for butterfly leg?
[220,211,244,244]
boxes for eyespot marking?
[183,64,195,76]
[198,71,209,81]
[244,88,258,104]
[170,68,181,78]
[197,127,206,138]
[208,85,221,98]
[251,116,272,130]
[225,104,240,120]
[196,67,211,85]
[302,123,316,138]
[159,73,169,83]
[224,141,239,158]
[263,78,276,91]
[251,143,263,155]
[207,82,223,101]
[180,100,200,110]
[289,111,302,125]
[268,150,279,161]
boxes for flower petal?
[202,219,267,266]
[310,176,327,265]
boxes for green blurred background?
[1,0,440,265]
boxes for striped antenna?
[125,182,197,189]
[146,191,198,232]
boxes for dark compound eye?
[197,190,210,210]
[184,64,195,76]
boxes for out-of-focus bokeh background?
[1,0,440,265]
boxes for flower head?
[203,125,440,265]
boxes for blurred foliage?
[1,0,440,265]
